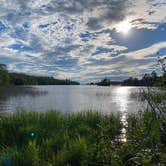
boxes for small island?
[88,70,164,87]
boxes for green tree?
[158,56,166,72]
[0,64,9,86]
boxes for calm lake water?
[0,86,146,114]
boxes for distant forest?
[0,64,80,86]
[1,59,166,87]
[89,70,166,87]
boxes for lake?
[0,86,146,114]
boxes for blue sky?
[0,0,166,83]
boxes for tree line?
[123,56,166,87]
[123,71,158,86]
[0,64,80,86]
[89,70,166,87]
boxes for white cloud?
[0,0,165,81]
[27,0,52,9]
[122,41,166,59]
[127,0,166,29]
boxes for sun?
[116,20,132,34]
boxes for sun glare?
[116,20,132,34]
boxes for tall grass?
[0,110,122,166]
[0,107,165,165]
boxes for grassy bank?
[0,110,165,166]
[0,111,122,166]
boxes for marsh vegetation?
[0,105,165,166]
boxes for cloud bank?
[0,0,166,82]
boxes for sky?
[0,0,166,83]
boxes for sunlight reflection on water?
[114,87,132,142]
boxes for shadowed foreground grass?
[0,110,165,166]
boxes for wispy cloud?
[0,0,165,82]
[122,41,166,59]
